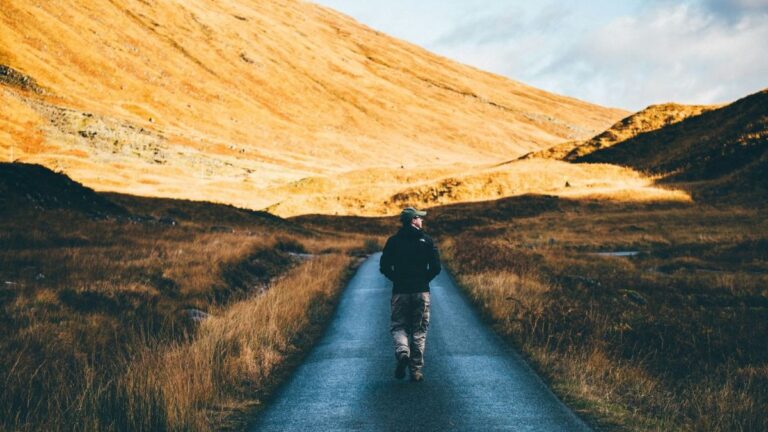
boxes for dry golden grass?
[437,199,768,431]
[0,191,364,431]
[115,253,353,431]
[265,158,691,217]
[0,0,625,211]
[2,252,354,432]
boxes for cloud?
[433,3,571,46]
[539,2,768,109]
[700,0,768,19]
[430,0,768,110]
[429,2,577,88]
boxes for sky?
[313,0,768,110]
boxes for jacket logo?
[419,238,427,242]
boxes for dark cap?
[399,206,427,225]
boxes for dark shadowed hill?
[521,103,716,161]
[0,162,127,217]
[575,89,768,201]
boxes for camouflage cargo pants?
[390,292,431,372]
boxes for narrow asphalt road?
[248,252,591,431]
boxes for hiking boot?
[410,370,424,382]
[395,356,409,379]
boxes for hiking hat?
[400,206,427,225]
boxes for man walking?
[379,206,441,382]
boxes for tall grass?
[439,201,768,431]
[2,251,352,431]
[115,253,353,431]
[0,203,362,431]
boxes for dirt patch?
[0,64,43,93]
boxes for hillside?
[0,162,126,216]
[576,89,768,200]
[522,103,715,161]
[264,158,690,217]
[0,0,626,212]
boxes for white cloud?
[539,2,768,109]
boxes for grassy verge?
[438,198,768,431]
[0,195,364,431]
[111,252,356,431]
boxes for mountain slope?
[577,90,767,179]
[0,0,626,210]
[576,89,768,201]
[522,103,715,161]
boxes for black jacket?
[379,225,441,293]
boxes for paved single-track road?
[248,252,591,431]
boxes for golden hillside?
[522,103,715,161]
[264,158,691,217]
[0,0,626,211]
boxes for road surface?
[248,252,591,431]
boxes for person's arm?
[379,237,397,281]
[425,237,441,282]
